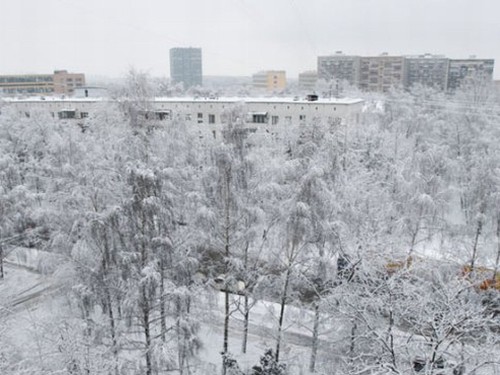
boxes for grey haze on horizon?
[1,0,499,79]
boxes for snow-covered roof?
[153,96,364,105]
[2,96,363,105]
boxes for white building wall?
[2,97,363,131]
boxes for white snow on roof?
[2,96,363,105]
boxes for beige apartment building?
[252,70,287,91]
[0,70,85,96]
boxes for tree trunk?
[176,295,185,375]
[241,294,249,354]
[104,287,119,375]
[349,319,357,356]
[222,166,231,375]
[242,242,250,354]
[309,303,320,373]
[492,215,500,282]
[275,265,291,363]
[470,220,482,272]
[160,259,167,343]
[142,286,152,375]
[222,289,230,375]
[0,237,4,279]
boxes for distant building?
[359,54,405,92]
[298,71,318,91]
[169,47,203,88]
[317,52,361,85]
[73,86,108,98]
[252,70,286,91]
[404,54,449,90]
[0,70,85,96]
[447,58,495,90]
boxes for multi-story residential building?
[404,54,449,90]
[317,52,361,85]
[252,70,287,91]
[447,58,495,90]
[359,54,405,92]
[298,71,318,91]
[0,70,85,96]
[169,47,203,88]
[315,52,495,92]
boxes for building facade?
[447,58,495,91]
[298,71,318,91]
[52,70,86,95]
[317,52,361,85]
[252,71,287,91]
[2,96,363,136]
[170,47,203,88]
[0,70,85,96]
[359,55,405,92]
[404,55,449,90]
[316,52,495,92]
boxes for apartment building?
[447,58,495,91]
[404,54,449,90]
[0,70,85,96]
[359,54,405,92]
[316,52,495,92]
[252,71,287,91]
[298,71,318,91]
[317,52,361,85]
[170,47,203,88]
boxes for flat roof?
[2,96,363,105]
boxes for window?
[299,114,306,122]
[252,114,267,123]
[197,113,203,123]
[80,112,89,118]
[208,114,215,124]
[328,117,342,125]
[58,110,76,119]
[271,116,279,125]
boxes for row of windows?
[193,113,343,125]
[0,76,52,83]
[14,110,347,127]
[2,87,54,94]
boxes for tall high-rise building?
[447,58,494,91]
[169,47,202,88]
[317,52,361,85]
[404,54,449,90]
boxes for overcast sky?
[1,0,499,79]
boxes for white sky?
[1,0,499,79]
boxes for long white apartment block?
[1,96,364,131]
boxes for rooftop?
[3,96,364,105]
